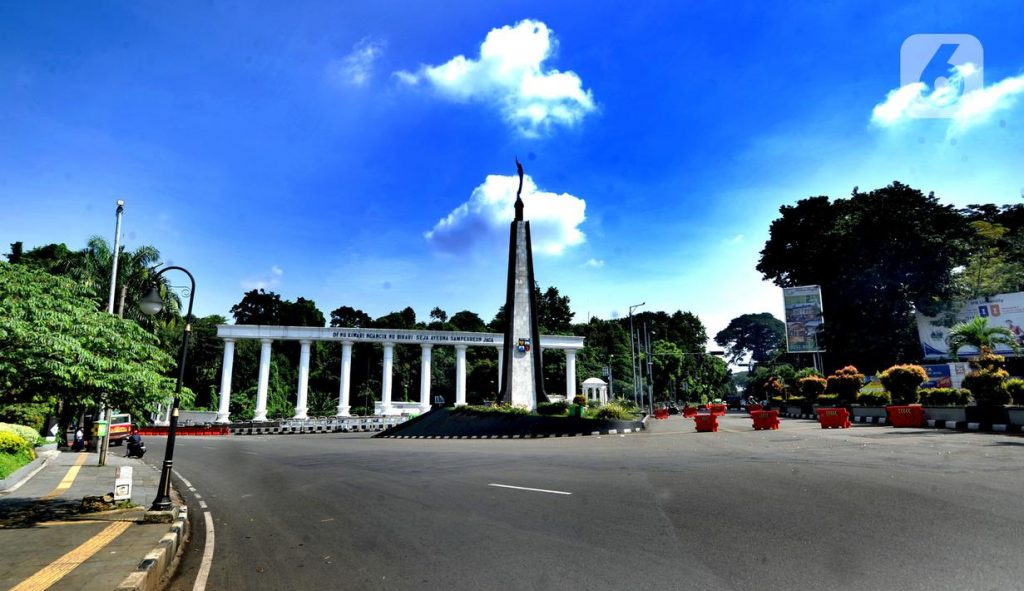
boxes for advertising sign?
[916,292,1024,358]
[783,285,825,353]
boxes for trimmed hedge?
[0,423,41,446]
[0,431,33,456]
[880,365,927,404]
[856,391,892,407]
[536,401,569,416]
[918,388,972,407]
[1005,378,1024,406]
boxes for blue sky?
[3,1,1023,340]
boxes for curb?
[380,428,642,440]
[114,505,189,591]
[0,449,60,493]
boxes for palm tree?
[946,317,1019,357]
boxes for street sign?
[114,466,133,501]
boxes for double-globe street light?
[628,302,645,405]
[139,265,196,511]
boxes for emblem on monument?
[517,338,531,353]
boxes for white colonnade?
[212,325,585,423]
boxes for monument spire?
[499,157,547,409]
[514,157,525,221]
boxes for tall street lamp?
[139,265,196,511]
[628,302,644,405]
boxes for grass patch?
[0,449,35,480]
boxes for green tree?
[758,182,971,373]
[714,313,785,365]
[946,317,1019,357]
[0,263,180,428]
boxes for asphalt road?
[145,414,1024,591]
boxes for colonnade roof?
[216,325,585,350]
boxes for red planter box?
[682,407,698,418]
[654,408,670,419]
[887,405,925,428]
[751,410,779,430]
[708,404,727,416]
[817,407,851,429]
[694,414,719,432]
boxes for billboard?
[916,291,1024,358]
[783,285,824,353]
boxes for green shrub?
[1005,378,1024,406]
[798,376,828,399]
[0,404,48,433]
[918,388,972,407]
[457,404,531,416]
[856,391,892,407]
[0,423,41,445]
[594,402,635,420]
[0,431,33,456]
[826,366,865,403]
[785,396,807,405]
[962,349,1010,406]
[572,395,587,406]
[816,394,841,406]
[536,401,569,416]
[879,365,927,404]
[769,396,785,405]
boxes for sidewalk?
[0,449,186,591]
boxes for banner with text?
[783,285,825,353]
[916,291,1024,358]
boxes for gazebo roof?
[581,377,607,386]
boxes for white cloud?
[425,173,586,255]
[722,234,744,245]
[871,64,1024,132]
[584,258,604,268]
[241,265,284,291]
[329,38,386,87]
[395,19,595,136]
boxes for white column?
[455,345,468,406]
[381,342,394,415]
[254,338,272,421]
[294,340,311,419]
[566,349,577,401]
[215,338,235,423]
[420,344,433,413]
[497,347,503,384]
[336,341,353,417]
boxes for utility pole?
[98,199,124,467]
[645,324,654,415]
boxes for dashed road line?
[10,521,132,591]
[488,483,573,495]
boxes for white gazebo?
[582,377,608,405]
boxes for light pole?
[139,266,196,511]
[628,303,644,405]
[645,325,654,415]
[98,199,125,467]
[607,354,614,403]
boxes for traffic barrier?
[747,404,763,413]
[138,425,231,436]
[694,414,719,432]
[654,408,670,419]
[887,405,925,428]
[750,410,779,430]
[682,407,698,418]
[708,404,727,416]
[817,407,851,429]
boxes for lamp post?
[139,266,196,511]
[628,303,644,405]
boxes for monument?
[499,159,548,410]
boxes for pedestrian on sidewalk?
[72,426,85,452]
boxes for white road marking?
[488,483,572,495]
[173,470,194,489]
[199,500,208,509]
[192,510,215,591]
[242,451,259,455]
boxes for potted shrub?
[1004,378,1024,427]
[570,395,587,417]
[852,390,891,422]
[826,366,865,405]
[919,387,971,424]
[880,364,928,427]
[799,375,828,411]
[785,395,807,416]
[961,348,1011,425]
